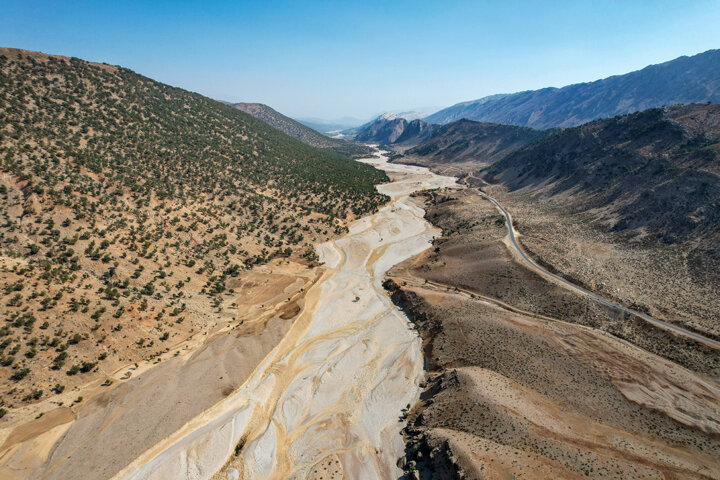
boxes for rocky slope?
[485,104,720,246]
[231,102,372,157]
[402,119,545,167]
[351,114,438,146]
[385,187,720,479]
[425,49,720,128]
[386,281,720,480]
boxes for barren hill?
[485,104,720,244]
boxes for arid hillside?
[402,119,545,168]
[485,104,720,243]
[0,47,387,417]
[387,279,720,480]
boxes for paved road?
[475,190,720,350]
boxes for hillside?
[402,119,545,167]
[426,49,720,128]
[231,102,372,157]
[0,47,387,412]
[485,103,720,253]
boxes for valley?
[0,34,719,480]
[0,147,460,479]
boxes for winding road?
[476,189,720,350]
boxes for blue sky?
[2,1,719,119]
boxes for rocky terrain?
[387,280,720,480]
[425,49,720,128]
[385,186,720,479]
[481,184,720,343]
[391,104,720,340]
[396,188,718,374]
[231,102,372,157]
[0,46,388,455]
[401,119,545,168]
[482,104,720,317]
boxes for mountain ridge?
[426,49,720,128]
[402,119,546,166]
[485,103,720,244]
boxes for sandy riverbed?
[108,150,456,480]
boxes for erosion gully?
[112,149,457,480]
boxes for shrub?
[11,368,30,381]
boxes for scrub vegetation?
[0,47,387,409]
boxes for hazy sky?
[2,1,719,119]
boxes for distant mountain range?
[425,49,720,128]
[231,103,372,157]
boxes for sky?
[2,0,719,120]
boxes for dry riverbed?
[0,260,318,480]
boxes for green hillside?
[0,48,386,216]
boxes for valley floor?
[4,148,719,480]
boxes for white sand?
[113,149,457,480]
